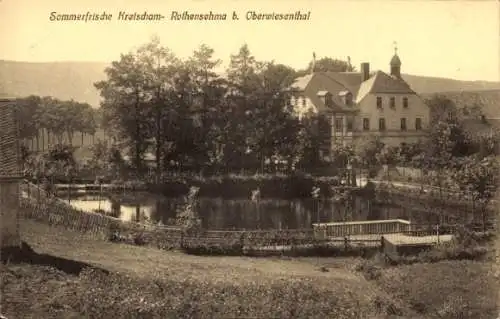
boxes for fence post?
[240,232,245,253]
[436,224,440,244]
[380,235,385,253]
[344,236,349,251]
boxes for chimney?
[361,63,370,82]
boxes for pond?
[63,191,411,230]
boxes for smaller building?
[0,98,23,249]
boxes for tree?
[15,95,42,141]
[135,35,180,175]
[452,155,499,230]
[95,49,154,172]
[185,44,227,171]
[299,56,356,75]
[225,44,263,170]
[355,136,384,168]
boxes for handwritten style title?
[48,10,311,22]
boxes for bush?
[353,259,382,280]
[376,260,497,319]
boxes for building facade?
[288,51,430,159]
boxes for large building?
[288,50,430,159]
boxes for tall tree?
[95,51,152,172]
[136,35,179,175]
[187,44,227,170]
[225,44,263,170]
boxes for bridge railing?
[312,219,412,239]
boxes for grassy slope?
[1,219,497,319]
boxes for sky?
[0,0,498,82]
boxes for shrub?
[353,259,382,280]
[376,260,497,319]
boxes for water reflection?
[65,192,410,230]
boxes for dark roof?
[356,71,415,103]
[291,72,362,96]
[291,70,414,107]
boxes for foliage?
[354,136,385,167]
[15,95,96,143]
[91,39,356,177]
[174,186,202,232]
[302,56,356,74]
[375,260,497,319]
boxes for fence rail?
[19,181,496,254]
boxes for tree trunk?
[155,106,162,181]
[135,91,141,173]
[36,130,40,152]
[41,128,45,151]
[67,130,74,146]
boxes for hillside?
[0,60,108,107]
[1,60,499,108]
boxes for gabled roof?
[356,71,415,103]
[290,74,314,91]
[290,72,363,96]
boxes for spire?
[390,41,401,78]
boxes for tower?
[390,41,401,78]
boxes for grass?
[1,219,498,318]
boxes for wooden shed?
[0,98,22,249]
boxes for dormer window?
[376,97,383,109]
[339,90,353,106]
[317,91,333,107]
[302,97,307,107]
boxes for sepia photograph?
[0,0,499,318]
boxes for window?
[302,97,307,107]
[447,111,453,121]
[400,118,407,131]
[347,117,353,131]
[390,97,396,108]
[335,117,343,132]
[376,97,382,109]
[363,118,370,131]
[415,118,422,130]
[379,118,386,131]
[403,97,408,108]
[481,115,487,123]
